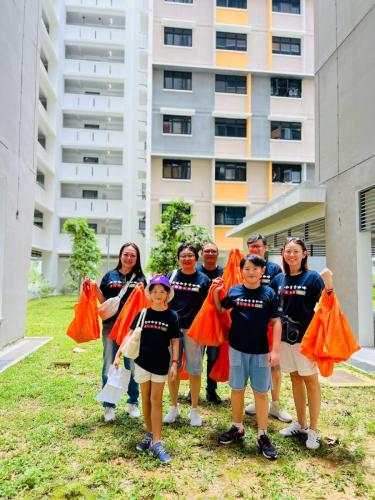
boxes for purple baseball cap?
[144,274,174,302]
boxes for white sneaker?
[190,409,202,427]
[269,402,293,423]
[279,422,308,437]
[245,403,256,415]
[104,408,115,422]
[163,405,180,424]
[126,404,140,419]
[306,429,320,449]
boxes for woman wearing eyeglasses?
[163,243,210,427]
[270,237,333,450]
[94,242,146,423]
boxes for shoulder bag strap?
[135,307,147,330]
[117,272,136,300]
[278,275,286,313]
[170,269,178,284]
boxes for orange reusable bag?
[187,282,231,346]
[179,351,190,380]
[66,281,100,343]
[222,248,244,289]
[301,289,361,376]
[109,283,152,345]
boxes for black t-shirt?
[131,308,180,375]
[221,284,280,354]
[100,269,147,324]
[166,269,210,329]
[261,260,282,286]
[196,263,224,282]
[270,271,324,342]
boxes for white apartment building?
[33,0,151,290]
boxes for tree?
[147,200,212,274]
[63,217,101,290]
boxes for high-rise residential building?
[0,1,41,349]
[32,0,151,290]
[150,0,315,263]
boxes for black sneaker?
[257,434,278,460]
[218,425,245,444]
[206,390,222,405]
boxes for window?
[84,123,100,129]
[164,71,192,91]
[83,156,99,163]
[165,0,192,3]
[215,206,246,225]
[271,78,301,98]
[36,170,45,188]
[163,115,191,135]
[215,118,246,137]
[215,162,246,181]
[139,216,146,231]
[217,0,247,7]
[163,159,191,179]
[34,209,44,229]
[215,75,246,94]
[272,163,301,183]
[271,121,301,140]
[272,0,300,14]
[272,36,301,55]
[216,32,247,51]
[82,189,98,199]
[38,131,46,149]
[88,223,98,233]
[164,27,192,47]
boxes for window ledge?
[162,133,192,137]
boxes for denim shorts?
[177,329,204,376]
[229,346,272,393]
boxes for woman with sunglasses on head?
[270,237,333,450]
[163,243,210,427]
[93,242,146,423]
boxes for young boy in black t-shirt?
[213,254,282,459]
[114,275,180,463]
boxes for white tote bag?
[121,308,147,360]
[98,273,136,321]
[96,365,131,405]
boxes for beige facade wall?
[270,118,314,162]
[248,161,270,212]
[215,137,247,157]
[215,94,247,114]
[270,78,314,116]
[153,0,213,66]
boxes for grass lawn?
[0,296,375,499]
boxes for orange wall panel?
[215,182,248,202]
[216,50,248,68]
[215,226,244,251]
[216,8,248,25]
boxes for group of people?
[91,235,333,463]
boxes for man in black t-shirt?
[244,234,292,423]
[196,242,224,404]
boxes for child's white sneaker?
[163,406,180,424]
[306,429,320,449]
[126,404,140,419]
[279,422,308,437]
[190,408,202,427]
[104,408,116,422]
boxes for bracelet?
[326,288,333,292]
[172,360,178,364]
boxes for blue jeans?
[101,321,139,408]
[205,345,220,393]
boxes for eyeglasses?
[122,253,137,259]
[179,253,195,259]
[248,244,264,249]
[203,249,218,254]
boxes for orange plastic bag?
[109,283,151,345]
[209,341,230,382]
[66,281,100,343]
[187,282,231,346]
[301,289,361,376]
[222,248,244,289]
[179,351,189,380]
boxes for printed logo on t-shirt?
[108,280,136,289]
[278,285,306,296]
[172,281,201,293]
[144,320,168,332]
[261,274,271,284]
[235,298,264,309]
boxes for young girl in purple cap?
[114,275,180,463]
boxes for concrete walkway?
[347,347,375,374]
[0,337,52,374]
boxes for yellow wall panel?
[216,8,248,25]
[216,50,248,68]
[215,182,248,202]
[215,226,244,251]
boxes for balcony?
[59,163,122,183]
[65,24,125,46]
[58,198,123,218]
[58,233,123,255]
[37,143,54,174]
[63,93,124,114]
[35,183,54,213]
[64,59,125,79]
[32,225,53,252]
[65,0,126,11]
[61,128,124,148]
